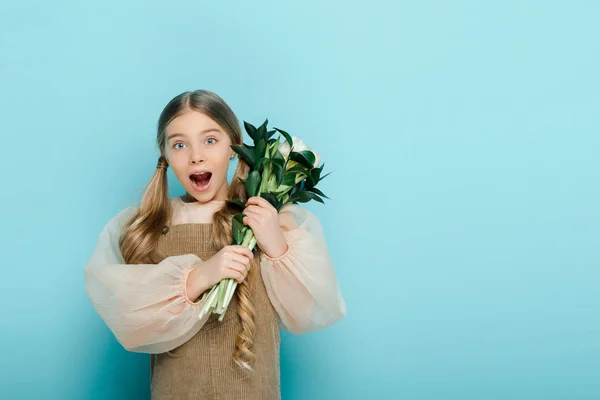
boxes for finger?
[229,261,250,279]
[228,262,249,277]
[230,253,252,267]
[231,246,254,263]
[231,245,254,259]
[242,210,256,219]
[246,198,277,217]
[246,196,270,208]
[226,268,246,284]
[244,205,266,215]
[242,215,255,227]
[243,210,261,221]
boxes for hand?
[242,196,289,259]
[206,245,254,286]
[185,246,253,302]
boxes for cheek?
[214,151,233,175]
[166,153,187,176]
[166,149,185,164]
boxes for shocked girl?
[84,89,346,399]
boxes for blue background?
[1,1,598,399]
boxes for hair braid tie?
[157,156,168,170]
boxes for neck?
[181,192,226,205]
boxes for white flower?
[279,136,320,168]
[313,151,321,168]
[278,136,308,160]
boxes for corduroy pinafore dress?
[149,222,281,400]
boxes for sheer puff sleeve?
[83,206,211,354]
[260,203,346,334]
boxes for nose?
[189,146,206,164]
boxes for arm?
[260,204,346,334]
[83,206,211,354]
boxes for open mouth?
[189,171,212,192]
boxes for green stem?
[216,280,226,312]
[222,279,236,313]
[260,162,271,193]
[241,228,253,247]
[207,154,273,320]
[199,284,219,319]
[221,228,256,313]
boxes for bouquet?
[198,119,331,321]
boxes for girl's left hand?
[242,196,289,259]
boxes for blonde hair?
[119,89,260,371]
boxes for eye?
[173,142,185,150]
[206,138,217,145]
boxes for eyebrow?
[167,128,222,141]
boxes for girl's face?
[164,111,235,203]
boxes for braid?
[234,257,258,370]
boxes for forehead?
[165,111,223,135]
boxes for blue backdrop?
[1,1,598,399]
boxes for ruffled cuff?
[182,266,208,306]
[262,243,291,262]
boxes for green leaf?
[289,190,324,204]
[300,150,316,166]
[281,172,297,187]
[289,150,316,169]
[255,157,269,172]
[245,170,261,197]
[304,173,316,189]
[312,164,323,182]
[320,171,333,181]
[308,187,330,199]
[267,130,277,140]
[231,144,256,168]
[310,168,321,186]
[273,127,293,147]
[288,185,298,198]
[226,199,246,210]
[260,193,281,211]
[232,214,246,244]
[256,139,267,159]
[256,118,268,142]
[243,121,257,141]
[272,149,285,168]
[286,164,310,176]
[270,139,280,157]
[271,161,284,187]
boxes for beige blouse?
[83,196,346,354]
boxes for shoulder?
[103,204,140,235]
[103,197,181,233]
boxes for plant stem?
[199,170,270,321]
[199,284,220,319]
[219,228,256,313]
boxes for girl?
[83,89,346,399]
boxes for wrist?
[263,241,290,261]
[185,264,210,304]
